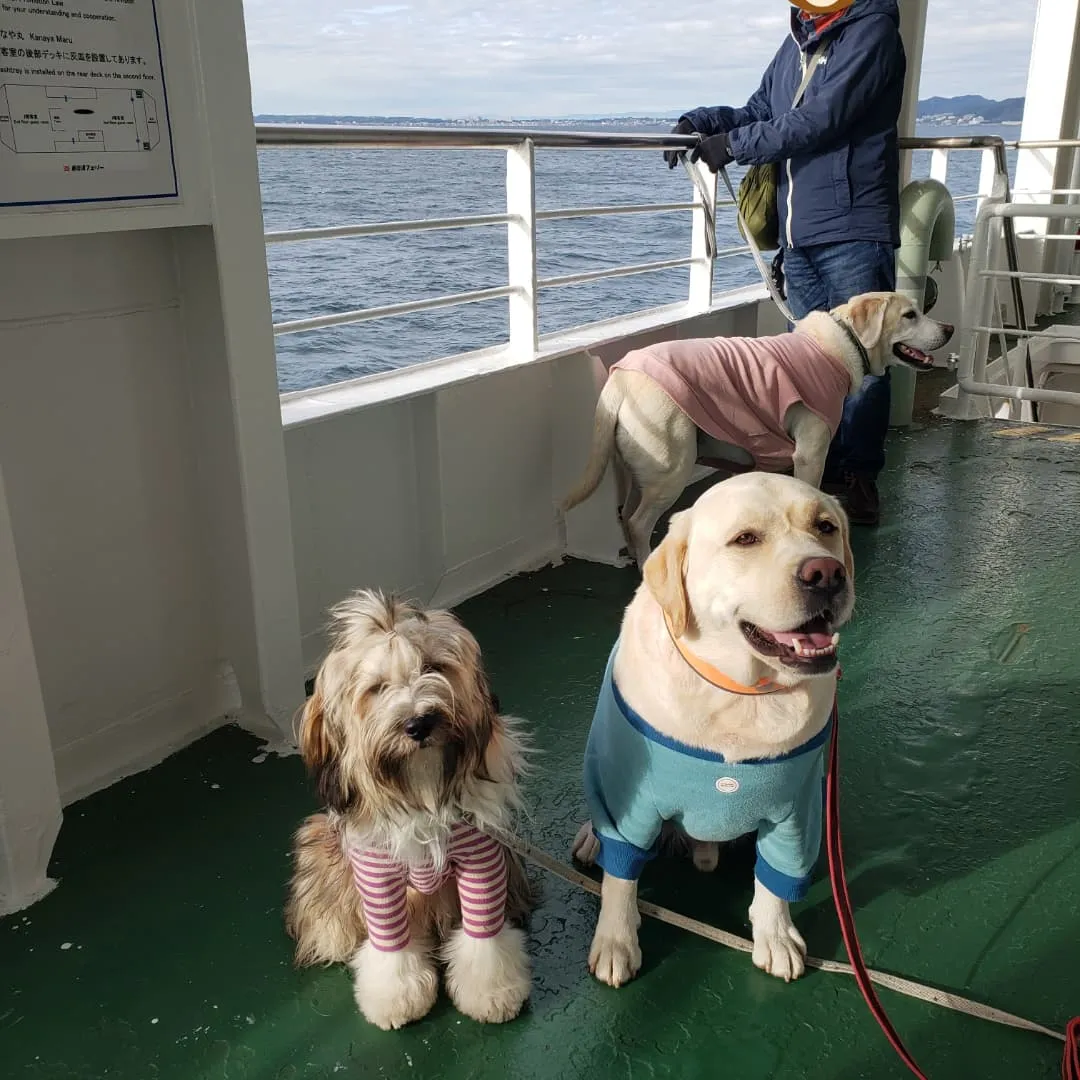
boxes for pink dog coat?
[347,821,508,952]
[611,331,851,472]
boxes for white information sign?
[0,0,176,208]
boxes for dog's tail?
[560,374,624,514]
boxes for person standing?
[665,0,906,525]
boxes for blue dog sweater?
[583,643,831,902]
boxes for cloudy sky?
[243,1,1039,118]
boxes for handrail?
[539,256,694,290]
[253,124,1012,155]
[536,201,697,220]
[254,123,703,151]
[273,285,515,336]
[1013,139,1080,149]
[266,213,513,244]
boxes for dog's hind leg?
[625,475,691,571]
[659,821,719,873]
[571,820,600,866]
[616,407,697,570]
[614,461,642,562]
[690,841,720,873]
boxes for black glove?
[690,132,734,173]
[663,118,696,169]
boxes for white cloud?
[242,0,1039,117]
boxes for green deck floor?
[3,419,1080,1079]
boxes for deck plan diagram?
[1,84,160,153]
[0,0,176,208]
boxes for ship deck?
[3,406,1079,1079]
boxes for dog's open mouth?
[740,612,839,670]
[892,342,935,370]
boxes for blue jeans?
[782,241,896,481]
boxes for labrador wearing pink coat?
[560,292,953,568]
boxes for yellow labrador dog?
[572,472,854,988]
[561,292,953,568]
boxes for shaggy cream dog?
[285,590,532,1030]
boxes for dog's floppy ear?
[297,686,351,813]
[847,295,889,351]
[643,509,691,637]
[297,687,329,767]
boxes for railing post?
[929,149,949,184]
[688,158,717,313]
[506,139,539,356]
[976,147,999,214]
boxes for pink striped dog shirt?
[611,330,851,473]
[347,821,509,952]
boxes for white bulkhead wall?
[0,0,304,913]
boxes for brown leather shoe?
[822,473,880,527]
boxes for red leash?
[825,698,1080,1079]
[1065,1018,1080,1080]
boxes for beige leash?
[500,833,1066,1046]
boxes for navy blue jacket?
[681,0,905,249]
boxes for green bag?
[735,43,827,253]
[737,164,781,251]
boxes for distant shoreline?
[254,115,1020,128]
[254,93,1025,128]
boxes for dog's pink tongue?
[769,630,835,650]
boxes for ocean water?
[258,122,1017,393]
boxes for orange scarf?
[802,9,847,35]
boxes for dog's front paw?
[571,821,600,867]
[350,940,438,1030]
[443,926,531,1024]
[588,926,641,987]
[750,918,807,983]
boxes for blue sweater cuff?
[594,833,655,881]
[754,850,814,903]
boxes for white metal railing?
[256,125,727,359]
[254,126,1020,372]
[955,138,1080,419]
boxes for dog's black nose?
[404,712,440,742]
[797,557,846,598]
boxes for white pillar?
[506,140,539,357]
[688,160,718,313]
[1013,0,1080,320]
[890,0,929,425]
[0,462,61,915]
[897,0,929,187]
[181,0,306,743]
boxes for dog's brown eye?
[816,519,838,535]
[367,681,387,696]
[732,531,760,547]
[421,662,443,676]
[903,310,917,320]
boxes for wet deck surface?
[2,419,1079,1079]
